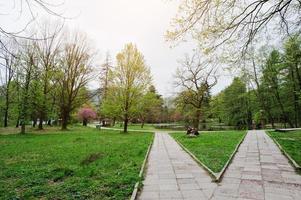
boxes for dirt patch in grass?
[73,137,86,142]
[80,153,103,165]
[51,167,75,182]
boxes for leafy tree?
[78,107,97,126]
[35,22,62,129]
[18,41,39,134]
[222,78,251,129]
[137,86,162,128]
[57,32,95,130]
[102,43,152,132]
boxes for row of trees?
[172,34,301,130]
[0,24,95,133]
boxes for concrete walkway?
[138,131,301,200]
[211,130,301,200]
[138,132,217,200]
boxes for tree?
[174,52,217,129]
[102,43,152,132]
[57,31,95,130]
[78,107,97,126]
[18,41,38,134]
[0,40,18,127]
[167,0,301,55]
[137,86,162,128]
[222,78,252,129]
[35,22,62,129]
[98,52,113,125]
[261,50,294,127]
[284,35,301,127]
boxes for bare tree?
[175,52,217,129]
[57,31,95,130]
[0,0,65,54]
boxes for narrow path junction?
[138,131,301,200]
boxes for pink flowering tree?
[78,107,97,126]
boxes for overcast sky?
[1,0,233,97]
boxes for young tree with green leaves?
[102,43,152,133]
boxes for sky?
[0,0,232,97]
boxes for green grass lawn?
[171,131,246,173]
[268,130,301,167]
[0,126,153,200]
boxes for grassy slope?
[0,127,153,200]
[171,131,246,173]
[269,130,301,166]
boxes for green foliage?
[0,127,153,199]
[101,43,152,132]
[171,131,246,173]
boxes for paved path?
[138,132,217,200]
[211,130,301,200]
[138,131,301,200]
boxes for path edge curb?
[215,131,247,181]
[129,133,154,200]
[170,131,247,182]
[266,131,301,171]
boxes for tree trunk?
[193,109,201,130]
[83,119,87,126]
[61,119,68,130]
[38,119,43,130]
[4,84,10,127]
[124,113,128,133]
[15,116,20,128]
[33,119,37,127]
[141,118,145,128]
[4,108,8,127]
[61,110,69,130]
[20,124,25,134]
[290,68,299,128]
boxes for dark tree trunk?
[4,83,10,127]
[291,69,299,128]
[61,111,69,130]
[21,124,25,134]
[83,119,87,126]
[141,118,145,128]
[124,113,128,133]
[4,109,8,127]
[33,119,37,127]
[15,116,20,128]
[61,120,68,130]
[38,119,43,130]
[193,109,201,130]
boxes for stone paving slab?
[211,130,301,200]
[138,132,216,200]
[137,131,301,200]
